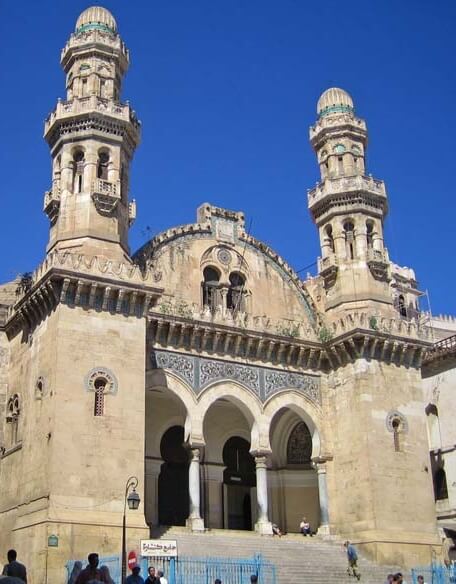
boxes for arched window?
[97,151,109,180]
[434,468,449,501]
[227,272,246,312]
[53,155,62,184]
[398,295,407,318]
[343,220,355,260]
[73,150,85,193]
[366,221,374,249]
[202,266,220,311]
[391,418,402,452]
[6,394,20,446]
[287,422,312,465]
[426,403,441,450]
[93,378,106,416]
[223,436,255,477]
[158,426,189,526]
[324,224,335,254]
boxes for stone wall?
[325,359,440,566]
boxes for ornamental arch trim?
[385,410,409,433]
[84,367,118,395]
[263,391,324,459]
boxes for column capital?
[251,449,271,461]
[311,454,333,472]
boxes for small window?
[324,224,335,253]
[93,378,106,416]
[398,295,407,318]
[227,272,246,312]
[392,418,401,452]
[202,267,220,311]
[81,77,88,97]
[343,220,355,260]
[6,394,20,446]
[366,220,374,249]
[73,150,85,193]
[97,151,110,180]
[434,468,448,501]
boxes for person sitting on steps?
[299,517,312,536]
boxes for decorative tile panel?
[155,351,195,387]
[152,350,320,405]
[200,360,260,393]
[264,370,320,403]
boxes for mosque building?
[0,6,454,581]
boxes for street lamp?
[121,476,140,584]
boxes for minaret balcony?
[91,179,121,215]
[43,187,61,224]
[45,96,141,135]
[366,247,390,281]
[308,174,387,209]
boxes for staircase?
[153,527,406,584]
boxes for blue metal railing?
[67,553,276,584]
[411,564,456,584]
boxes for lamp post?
[121,476,140,584]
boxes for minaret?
[308,88,392,313]
[43,6,140,259]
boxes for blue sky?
[1,1,455,315]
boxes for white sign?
[140,539,178,557]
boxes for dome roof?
[317,87,354,117]
[75,6,117,34]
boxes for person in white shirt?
[299,517,312,536]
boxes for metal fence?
[411,564,456,584]
[67,553,276,584]
[67,555,121,582]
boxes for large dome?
[317,87,354,118]
[75,6,117,34]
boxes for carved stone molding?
[84,367,118,395]
[386,410,409,433]
[152,349,321,405]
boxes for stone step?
[152,528,407,584]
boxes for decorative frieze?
[152,349,321,405]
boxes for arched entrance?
[222,436,256,530]
[269,407,320,533]
[201,392,259,530]
[158,425,189,526]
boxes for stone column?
[354,224,367,259]
[254,453,273,535]
[186,447,205,531]
[333,229,346,260]
[314,459,331,535]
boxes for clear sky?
[1,1,455,315]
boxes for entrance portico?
[146,359,326,536]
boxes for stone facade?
[0,6,447,582]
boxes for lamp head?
[127,488,140,510]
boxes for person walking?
[75,553,106,583]
[68,561,83,584]
[99,565,115,584]
[2,550,27,583]
[126,565,144,584]
[145,566,159,584]
[157,570,167,584]
[344,541,361,580]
